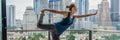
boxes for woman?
[37,3,98,40]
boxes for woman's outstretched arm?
[41,9,68,15]
[73,10,98,18]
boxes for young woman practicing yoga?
[37,3,98,40]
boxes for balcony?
[7,29,120,40]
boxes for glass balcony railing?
[7,29,120,40]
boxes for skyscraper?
[23,6,37,30]
[111,0,120,27]
[75,0,91,29]
[15,19,23,27]
[6,5,15,28]
[99,0,111,26]
[75,0,89,21]
[89,9,97,23]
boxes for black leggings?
[37,15,59,40]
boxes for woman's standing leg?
[51,30,60,40]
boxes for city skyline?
[7,0,110,20]
[4,0,120,40]
[111,0,120,30]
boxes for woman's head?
[66,3,77,13]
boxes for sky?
[6,0,110,20]
[7,0,33,20]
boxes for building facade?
[89,9,98,23]
[99,0,111,26]
[23,6,37,30]
[6,5,15,29]
[111,0,119,22]
[75,0,91,29]
[15,19,23,28]
[111,0,120,29]
[75,0,89,21]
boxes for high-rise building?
[75,0,91,29]
[111,0,119,22]
[15,19,23,28]
[75,0,89,21]
[89,9,98,23]
[97,4,101,24]
[23,6,37,30]
[111,0,120,27]
[6,5,15,29]
[99,0,111,26]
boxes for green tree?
[18,33,46,40]
[22,37,26,40]
[66,34,75,40]
[28,33,45,40]
[104,34,120,40]
[18,36,22,40]
[70,31,88,34]
[85,36,88,40]
[18,37,26,40]
[95,39,98,40]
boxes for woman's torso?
[54,12,74,36]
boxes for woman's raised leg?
[37,15,56,31]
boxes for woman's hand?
[41,9,47,13]
[40,13,45,16]
[93,10,98,15]
[41,9,47,16]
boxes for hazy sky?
[7,0,33,20]
[6,0,110,20]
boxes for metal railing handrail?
[7,29,120,40]
[7,29,120,33]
